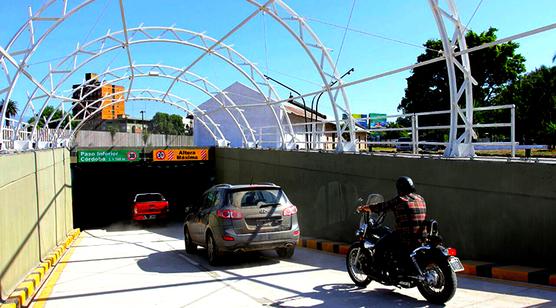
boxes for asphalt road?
[30,222,556,308]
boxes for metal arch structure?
[0,1,306,151]
[429,0,478,157]
[0,0,97,151]
[0,0,489,156]
[49,64,258,147]
[9,26,295,149]
[65,89,226,142]
[247,0,357,152]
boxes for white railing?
[256,105,518,157]
[1,118,73,151]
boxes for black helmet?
[396,176,416,195]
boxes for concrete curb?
[297,237,556,287]
[1,229,81,308]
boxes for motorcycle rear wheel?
[417,261,457,304]
[346,244,373,287]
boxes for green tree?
[28,106,71,129]
[0,99,18,127]
[151,112,186,135]
[492,65,556,148]
[398,28,526,140]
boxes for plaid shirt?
[369,193,427,245]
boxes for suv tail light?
[217,209,243,220]
[282,205,298,216]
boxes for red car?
[132,193,169,221]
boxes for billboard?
[352,114,369,129]
[369,113,387,128]
[78,150,138,163]
[153,148,209,161]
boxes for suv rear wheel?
[206,233,221,265]
[276,246,295,258]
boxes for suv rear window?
[135,194,164,202]
[229,189,288,207]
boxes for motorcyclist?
[357,176,427,273]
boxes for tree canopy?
[398,28,526,140]
[151,112,186,135]
[28,106,71,129]
[0,99,18,126]
[492,65,556,147]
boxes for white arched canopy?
[0,0,485,155]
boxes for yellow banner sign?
[152,148,209,161]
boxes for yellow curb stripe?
[8,289,27,306]
[321,242,335,253]
[305,239,318,250]
[1,229,81,308]
[1,299,19,308]
[26,274,41,288]
[32,235,82,308]
[338,245,350,255]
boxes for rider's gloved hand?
[357,205,370,213]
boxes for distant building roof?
[285,105,327,122]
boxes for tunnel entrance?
[71,147,215,229]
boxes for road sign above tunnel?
[78,150,139,163]
[153,148,209,161]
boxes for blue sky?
[1,0,555,121]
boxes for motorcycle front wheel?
[417,261,457,304]
[346,243,373,287]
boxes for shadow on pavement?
[137,249,280,274]
[267,283,434,308]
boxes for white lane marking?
[175,251,200,267]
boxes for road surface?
[30,222,556,307]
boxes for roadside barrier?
[298,237,556,287]
[1,229,80,308]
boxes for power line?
[262,12,270,75]
[334,0,357,69]
[83,0,111,43]
[464,0,485,32]
[305,16,441,53]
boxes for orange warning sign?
[152,148,209,161]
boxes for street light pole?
[264,75,309,150]
[312,68,354,148]
[140,110,146,161]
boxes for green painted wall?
[0,149,73,300]
[215,148,556,267]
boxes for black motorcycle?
[346,194,464,304]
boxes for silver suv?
[183,183,300,265]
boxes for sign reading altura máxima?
[77,150,138,163]
[152,148,209,161]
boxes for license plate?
[144,215,157,220]
[448,257,464,272]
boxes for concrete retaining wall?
[74,130,193,148]
[215,148,556,268]
[0,149,73,300]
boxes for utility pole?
[311,68,354,149]
[264,75,309,150]
[140,110,146,161]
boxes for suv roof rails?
[213,183,232,188]
[255,182,277,186]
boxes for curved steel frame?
[53,64,257,146]
[247,0,357,151]
[1,0,479,156]
[9,26,293,148]
[67,88,225,142]
[429,0,477,157]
